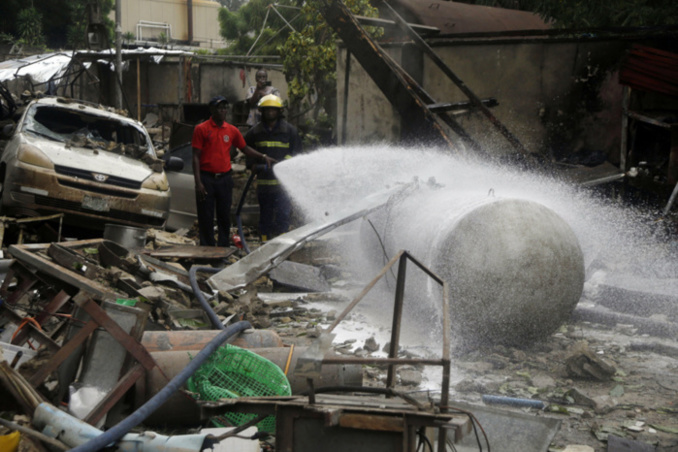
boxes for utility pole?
[115,0,123,110]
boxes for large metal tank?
[365,193,585,347]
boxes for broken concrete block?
[137,285,168,301]
[592,395,617,414]
[607,434,657,452]
[561,446,594,452]
[454,378,487,393]
[531,374,556,389]
[399,369,423,386]
[565,342,616,380]
[565,387,595,407]
[269,261,331,292]
[364,336,379,353]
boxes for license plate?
[82,194,110,212]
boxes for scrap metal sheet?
[208,184,411,292]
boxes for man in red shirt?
[192,96,274,247]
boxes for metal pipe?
[67,321,252,452]
[341,50,351,145]
[0,416,68,451]
[115,0,122,110]
[187,0,194,44]
[141,347,364,426]
[386,254,407,389]
[481,394,546,409]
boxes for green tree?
[17,7,45,47]
[0,0,114,50]
[217,0,298,57]
[218,0,380,146]
[280,0,381,145]
[215,0,248,12]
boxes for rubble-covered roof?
[384,0,550,35]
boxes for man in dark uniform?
[192,95,275,246]
[245,94,302,241]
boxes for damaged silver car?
[0,97,176,229]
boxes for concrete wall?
[116,59,288,123]
[115,0,224,48]
[336,48,403,144]
[62,58,287,127]
[337,37,633,160]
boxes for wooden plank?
[8,243,118,303]
[0,262,41,306]
[338,413,404,432]
[0,304,60,352]
[83,363,146,426]
[29,320,99,386]
[74,294,157,371]
[47,243,105,281]
[142,245,237,260]
[10,290,71,346]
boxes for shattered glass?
[23,104,157,161]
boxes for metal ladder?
[319,0,530,159]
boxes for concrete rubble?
[0,221,676,452]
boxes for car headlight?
[17,143,54,169]
[141,172,170,191]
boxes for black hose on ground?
[189,265,224,330]
[68,320,252,452]
[235,164,266,254]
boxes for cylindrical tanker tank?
[363,192,585,347]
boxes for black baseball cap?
[208,95,228,107]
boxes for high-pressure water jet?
[271,146,657,347]
[361,187,585,346]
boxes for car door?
[164,143,197,231]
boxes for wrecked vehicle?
[0,97,178,229]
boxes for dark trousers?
[257,187,292,239]
[196,171,233,247]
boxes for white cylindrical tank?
[365,192,585,347]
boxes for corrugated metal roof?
[620,45,678,96]
[383,0,550,34]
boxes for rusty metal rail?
[378,0,530,156]
[323,250,452,452]
[317,0,467,152]
[319,0,531,160]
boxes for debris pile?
[0,226,677,451]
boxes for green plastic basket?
[187,344,291,432]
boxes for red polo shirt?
[192,118,246,173]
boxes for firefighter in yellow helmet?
[245,94,302,241]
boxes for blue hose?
[189,265,224,330]
[69,320,252,452]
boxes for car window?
[24,104,154,160]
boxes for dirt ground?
[265,291,678,452]
[1,233,677,452]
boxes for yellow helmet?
[258,94,283,109]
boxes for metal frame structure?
[320,250,452,452]
[323,249,451,410]
[136,20,173,42]
[201,249,460,452]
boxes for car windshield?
[23,104,155,160]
